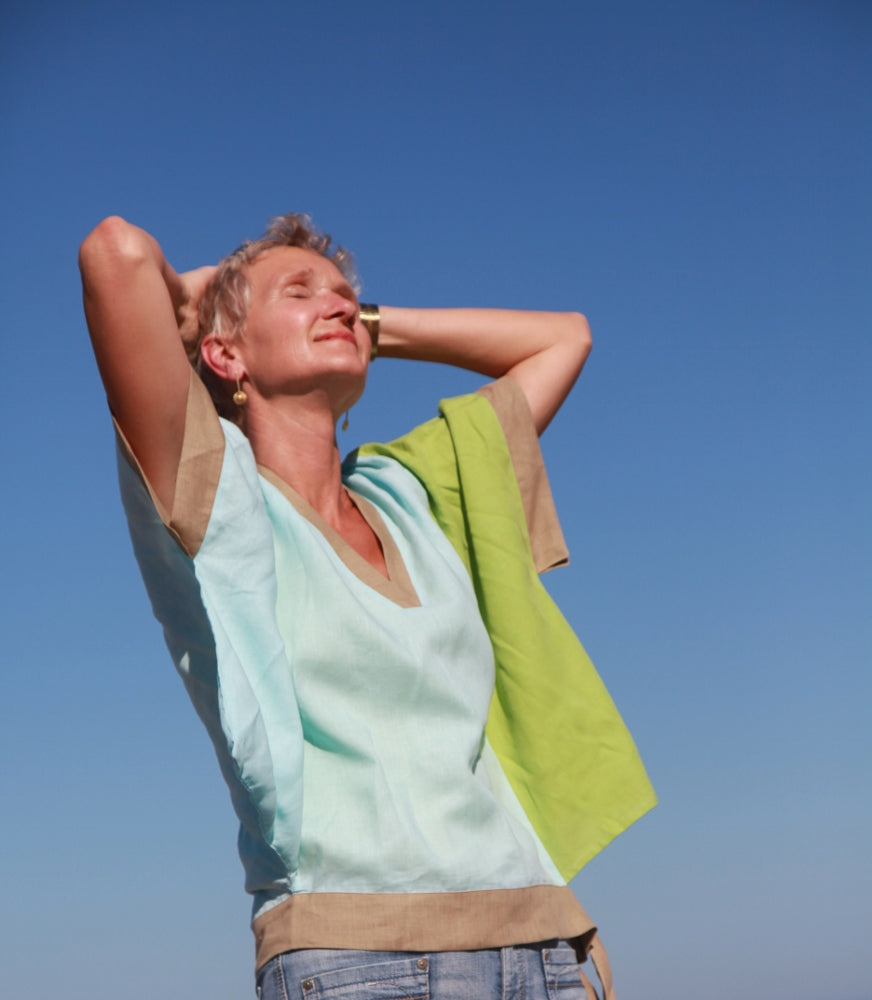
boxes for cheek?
[245,311,291,352]
[243,319,310,377]
[261,302,310,341]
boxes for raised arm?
[79,216,215,513]
[376,307,592,434]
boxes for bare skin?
[80,217,592,576]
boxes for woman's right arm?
[79,217,214,513]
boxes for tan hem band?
[253,885,595,972]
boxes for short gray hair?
[193,214,357,423]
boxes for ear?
[200,333,243,383]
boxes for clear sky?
[1,2,869,998]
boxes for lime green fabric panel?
[360,392,656,880]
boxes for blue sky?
[1,2,869,998]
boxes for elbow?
[78,216,149,280]
[563,311,592,370]
[568,311,592,351]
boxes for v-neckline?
[257,466,421,609]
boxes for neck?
[245,394,348,519]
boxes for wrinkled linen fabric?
[115,374,654,976]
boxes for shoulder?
[360,377,568,573]
[117,370,264,558]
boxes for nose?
[321,291,356,324]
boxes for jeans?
[255,941,590,1000]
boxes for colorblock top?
[115,372,655,972]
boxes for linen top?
[116,372,655,971]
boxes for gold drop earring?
[233,374,248,406]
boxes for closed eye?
[273,268,315,298]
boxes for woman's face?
[233,245,371,411]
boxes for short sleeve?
[114,370,225,557]
[476,377,568,572]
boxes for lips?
[314,329,357,345]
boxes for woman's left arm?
[376,307,592,435]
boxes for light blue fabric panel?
[117,421,304,904]
[259,452,566,895]
[118,413,569,921]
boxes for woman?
[80,214,654,1000]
